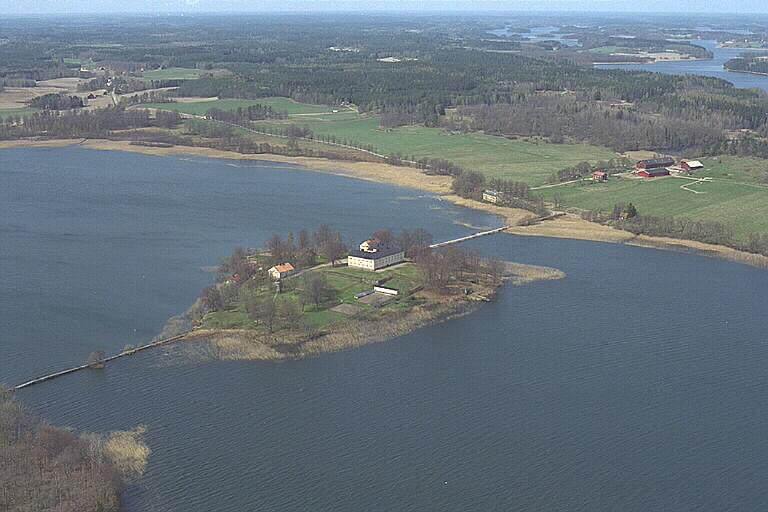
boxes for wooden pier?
[11,333,189,392]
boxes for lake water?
[597,39,768,93]
[4,147,768,511]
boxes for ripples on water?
[4,148,768,511]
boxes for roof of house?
[682,160,704,168]
[271,263,295,273]
[483,189,500,196]
[637,157,675,167]
[349,245,404,260]
[593,170,608,175]
[639,167,670,176]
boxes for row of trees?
[452,171,549,215]
[205,104,288,123]
[265,225,347,268]
[28,93,84,110]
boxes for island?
[177,226,564,361]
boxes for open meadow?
[140,67,211,81]
[142,97,338,116]
[253,111,616,184]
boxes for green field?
[541,156,768,239]
[143,97,339,116]
[146,96,616,183]
[141,67,209,80]
[255,113,617,184]
[0,108,38,119]
[589,46,632,55]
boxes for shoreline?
[3,137,768,269]
[724,68,768,77]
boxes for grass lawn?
[143,97,339,116]
[320,263,422,299]
[256,114,616,185]
[541,156,768,239]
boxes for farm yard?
[540,156,768,239]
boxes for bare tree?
[301,273,330,308]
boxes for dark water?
[597,39,768,93]
[4,148,768,511]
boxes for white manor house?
[347,238,405,271]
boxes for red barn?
[635,157,675,173]
[636,168,670,178]
[680,160,704,172]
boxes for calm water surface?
[597,39,768,92]
[3,148,768,511]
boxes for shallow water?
[3,148,768,511]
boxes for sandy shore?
[3,137,768,269]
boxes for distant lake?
[596,39,768,92]
[4,147,768,511]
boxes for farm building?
[482,190,502,204]
[637,168,670,178]
[592,170,609,181]
[348,240,405,271]
[635,157,675,172]
[680,160,704,172]
[268,262,295,280]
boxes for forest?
[725,53,768,75]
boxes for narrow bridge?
[429,226,509,249]
[10,333,189,392]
